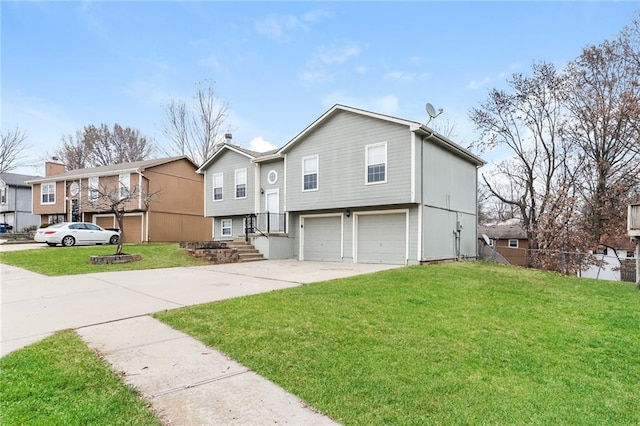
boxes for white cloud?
[384,71,414,83]
[372,95,399,114]
[302,9,333,23]
[467,76,492,90]
[355,65,368,74]
[299,68,334,83]
[248,136,278,152]
[316,42,360,64]
[254,13,307,40]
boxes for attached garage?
[356,211,408,265]
[122,215,144,243]
[301,215,342,262]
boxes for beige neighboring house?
[26,157,212,243]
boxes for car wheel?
[61,236,75,247]
[46,242,57,247]
[109,235,119,245]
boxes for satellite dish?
[426,103,437,118]
[482,234,491,246]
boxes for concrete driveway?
[1,258,400,357]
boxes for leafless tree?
[82,180,159,255]
[563,20,640,246]
[55,124,155,170]
[470,62,579,256]
[0,126,30,173]
[161,80,230,166]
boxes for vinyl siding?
[258,159,285,214]
[286,110,413,211]
[203,150,255,216]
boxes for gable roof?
[196,143,279,174]
[0,172,42,187]
[479,222,528,240]
[25,156,196,184]
[278,104,485,166]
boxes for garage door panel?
[303,216,341,262]
[122,216,143,244]
[357,213,406,265]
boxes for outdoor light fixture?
[260,188,265,195]
[345,210,351,217]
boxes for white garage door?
[357,213,407,265]
[302,216,341,262]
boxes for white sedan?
[34,222,120,247]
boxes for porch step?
[228,239,265,263]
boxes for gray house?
[198,104,485,265]
[0,172,41,232]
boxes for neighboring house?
[0,172,42,232]
[26,156,212,243]
[580,237,637,282]
[478,220,529,266]
[198,104,485,265]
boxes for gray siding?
[422,141,477,214]
[258,159,285,214]
[213,215,246,240]
[285,111,413,211]
[203,150,256,217]
[422,207,477,260]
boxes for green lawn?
[156,262,640,425]
[0,331,161,426]
[0,243,208,275]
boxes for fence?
[479,245,637,283]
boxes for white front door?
[265,189,281,232]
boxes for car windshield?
[47,223,65,229]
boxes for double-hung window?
[366,142,387,184]
[235,168,247,199]
[119,173,130,199]
[302,155,318,191]
[0,187,6,204]
[41,183,56,204]
[88,177,99,201]
[221,219,232,237]
[213,173,223,201]
[508,239,519,248]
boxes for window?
[235,168,247,199]
[0,187,5,204]
[221,219,232,237]
[366,142,387,184]
[302,155,318,191]
[508,239,519,248]
[41,183,56,204]
[119,173,130,199]
[213,173,223,201]
[88,177,99,201]
[267,170,278,185]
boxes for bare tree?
[563,20,640,246]
[83,179,159,255]
[55,123,155,170]
[470,62,578,255]
[0,126,30,173]
[161,80,230,166]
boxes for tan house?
[478,221,529,266]
[26,157,212,243]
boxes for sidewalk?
[78,316,339,425]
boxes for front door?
[265,189,281,232]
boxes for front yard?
[1,254,638,424]
[156,262,640,425]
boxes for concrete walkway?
[2,253,401,424]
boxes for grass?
[0,243,208,275]
[156,262,640,425]
[0,330,161,425]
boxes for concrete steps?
[226,239,265,263]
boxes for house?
[0,172,42,232]
[580,236,637,282]
[478,220,529,266]
[26,156,212,243]
[198,104,485,265]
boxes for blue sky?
[2,1,638,175]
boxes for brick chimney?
[45,162,65,177]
